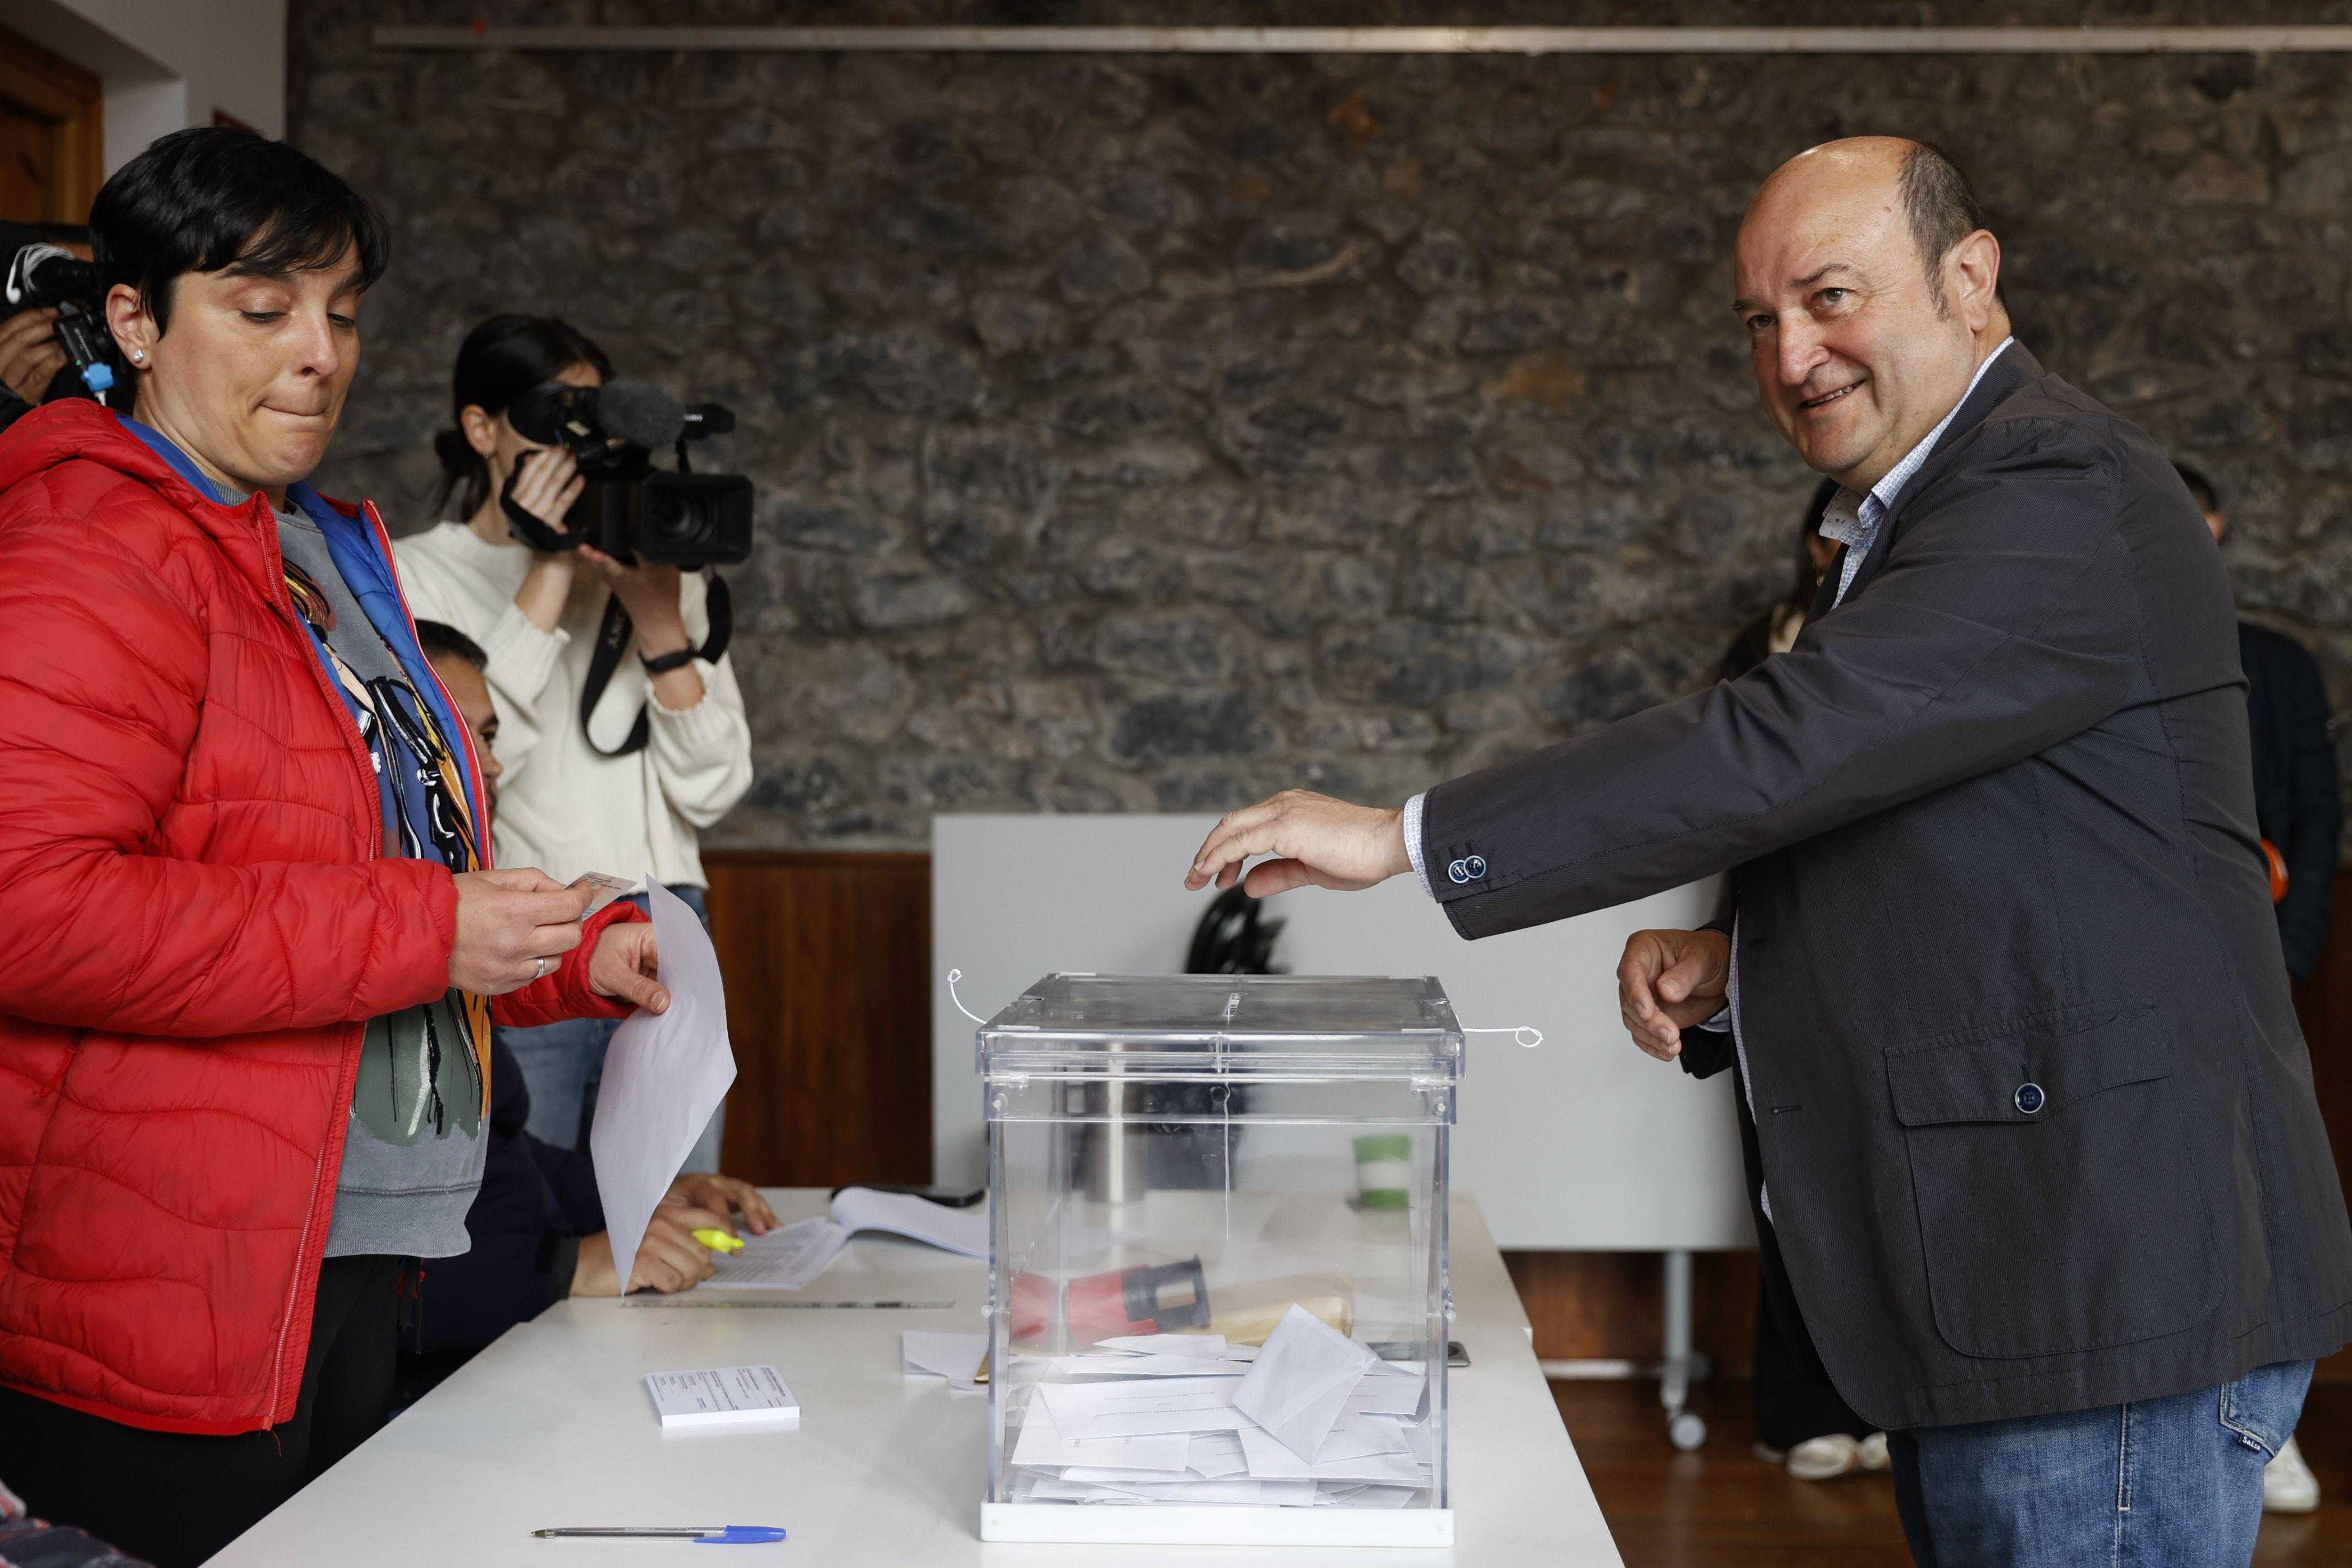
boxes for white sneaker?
[1784,1433,1866,1481]
[1857,1431,1891,1472]
[2265,1433,2320,1514]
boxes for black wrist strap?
[578,572,733,758]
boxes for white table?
[212,1191,1622,1567]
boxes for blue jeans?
[499,884,724,1174]
[1890,1359,2312,1568]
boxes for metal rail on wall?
[371,23,2352,54]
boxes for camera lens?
[649,491,709,543]
[633,474,754,566]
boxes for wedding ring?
[535,955,550,980]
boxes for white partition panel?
[932,813,1753,1252]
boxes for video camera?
[1,222,122,408]
[500,379,753,568]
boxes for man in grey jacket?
[1186,138,2352,1567]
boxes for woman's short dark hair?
[88,126,388,336]
[432,314,614,520]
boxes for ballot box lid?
[976,972,1464,1080]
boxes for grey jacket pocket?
[1885,998,2222,1360]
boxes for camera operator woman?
[396,315,753,1166]
[0,129,667,1568]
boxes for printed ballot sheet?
[589,881,737,1292]
[1010,1401,1191,1472]
[643,1365,799,1430]
[704,1215,851,1289]
[1036,1374,1257,1439]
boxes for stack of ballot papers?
[703,1188,990,1290]
[1002,1307,1434,1509]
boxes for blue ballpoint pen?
[531,1525,786,1544]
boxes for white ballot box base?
[980,1502,1455,1547]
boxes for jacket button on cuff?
[1447,859,1471,884]
[2014,1081,2045,1115]
[1464,855,1487,879]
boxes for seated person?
[399,624,777,1400]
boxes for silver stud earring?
[131,350,144,362]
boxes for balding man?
[1187,138,2352,1565]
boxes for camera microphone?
[594,380,686,450]
[4,243,97,309]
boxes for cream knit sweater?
[393,522,754,890]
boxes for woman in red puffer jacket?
[0,130,672,1568]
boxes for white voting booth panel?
[932,814,1753,1254]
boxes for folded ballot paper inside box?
[975,973,1458,1547]
[703,1187,988,1290]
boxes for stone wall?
[291,3,2352,852]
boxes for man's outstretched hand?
[1186,790,1414,899]
[1617,928,1732,1062]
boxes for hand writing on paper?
[1184,790,1413,899]
[571,1176,778,1295]
[1617,928,1732,1062]
[661,1173,779,1236]
[573,1212,708,1295]
[588,921,670,1013]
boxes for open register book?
[700,1187,988,1289]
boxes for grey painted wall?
[292,5,2352,853]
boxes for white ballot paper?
[1036,1374,1254,1438]
[1093,1333,1242,1358]
[1048,1353,1249,1378]
[1185,1430,1251,1479]
[644,1365,798,1430]
[1011,1400,1191,1472]
[1238,1423,1425,1485]
[1232,1304,1381,1461]
[1345,1365,1428,1418]
[589,881,737,1293]
[902,1331,990,1390]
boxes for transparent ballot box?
[976,974,1460,1548]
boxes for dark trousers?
[1734,1058,1873,1450]
[0,1254,401,1568]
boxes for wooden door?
[0,25,102,225]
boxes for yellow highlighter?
[692,1228,744,1254]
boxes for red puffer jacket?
[0,401,639,1435]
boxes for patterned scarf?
[284,560,495,1120]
